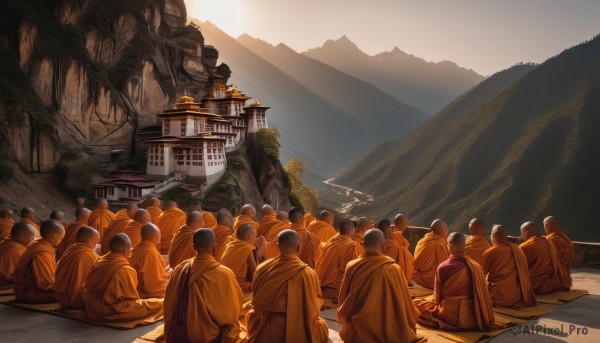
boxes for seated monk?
[101,203,137,254]
[354,217,369,255]
[308,210,337,242]
[123,209,151,247]
[220,224,265,293]
[88,198,115,240]
[414,232,500,331]
[54,226,100,309]
[57,207,91,259]
[263,211,290,260]
[82,233,163,322]
[233,204,259,236]
[482,225,537,308]
[378,219,414,283]
[288,207,321,268]
[143,197,163,224]
[465,218,492,266]
[338,229,420,342]
[129,224,169,298]
[304,212,317,228]
[156,201,186,255]
[247,230,329,343]
[391,214,411,249]
[169,211,204,268]
[0,209,15,238]
[50,211,66,225]
[412,219,450,289]
[544,216,573,287]
[213,212,235,261]
[0,222,36,287]
[315,219,359,301]
[165,229,245,342]
[20,207,40,238]
[13,220,65,303]
[257,205,277,237]
[519,221,570,294]
[189,204,218,229]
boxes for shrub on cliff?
[254,128,281,160]
[55,149,101,197]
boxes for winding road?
[322,178,374,214]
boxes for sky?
[184,0,600,75]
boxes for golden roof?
[225,84,243,98]
[250,99,262,107]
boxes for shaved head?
[126,203,138,217]
[356,217,370,233]
[141,223,161,240]
[468,218,486,236]
[95,198,109,210]
[216,212,233,228]
[75,207,91,222]
[134,209,151,224]
[278,229,300,254]
[320,210,334,225]
[491,224,508,245]
[1,209,14,219]
[40,219,65,247]
[187,211,205,228]
[431,219,449,238]
[50,211,65,222]
[241,204,256,217]
[377,219,392,238]
[394,214,409,231]
[520,221,538,241]
[543,216,560,234]
[339,219,356,237]
[110,233,132,256]
[288,207,305,225]
[276,211,289,222]
[363,229,385,252]
[193,228,215,254]
[163,200,178,210]
[148,197,160,207]
[10,222,36,246]
[76,226,100,249]
[447,232,466,254]
[21,207,35,219]
[237,223,257,242]
[261,204,275,217]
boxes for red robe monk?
[414,232,500,331]
[233,204,259,236]
[156,202,186,255]
[13,220,65,303]
[262,212,289,260]
[101,203,137,254]
[519,221,570,295]
[288,208,321,268]
[219,224,264,293]
[165,229,245,342]
[0,222,36,287]
[307,210,337,242]
[465,218,492,266]
[56,208,91,259]
[88,198,115,240]
[412,219,450,289]
[338,229,420,343]
[315,220,359,300]
[544,216,573,287]
[123,209,151,247]
[20,207,41,237]
[379,219,414,283]
[0,209,15,238]
[168,211,204,268]
[129,224,169,298]
[247,230,329,343]
[54,227,100,309]
[144,197,162,224]
[82,234,163,322]
[482,225,537,308]
[304,212,317,228]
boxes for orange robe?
[519,236,570,294]
[219,239,257,293]
[354,231,366,255]
[54,243,99,309]
[247,253,329,343]
[546,231,573,287]
[412,232,449,289]
[465,234,492,266]
[56,220,86,259]
[21,218,41,237]
[413,253,498,331]
[307,220,337,242]
[212,225,234,261]
[338,252,420,342]
[0,218,15,238]
[314,234,359,300]
[233,215,259,237]
[88,208,115,240]
[165,254,245,342]
[304,213,317,228]
[257,214,280,237]
[0,238,27,287]
[482,241,537,308]
[129,240,168,298]
[262,220,289,260]
[383,238,414,283]
[156,208,186,255]
[123,220,144,246]
[202,211,217,229]
[81,252,163,322]
[146,205,162,224]
[291,223,321,268]
[101,210,132,254]
[168,225,198,268]
[12,239,57,303]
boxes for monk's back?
[412,232,449,289]
[168,225,197,268]
[54,243,98,309]
[519,237,560,293]
[13,240,57,303]
[315,235,359,300]
[0,239,26,285]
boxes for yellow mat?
[139,324,165,343]
[0,287,14,295]
[493,304,553,319]
[536,289,588,304]
[416,313,522,343]
[409,288,434,298]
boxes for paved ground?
[0,268,597,342]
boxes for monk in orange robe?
[13,220,65,303]
[123,209,151,247]
[519,221,570,294]
[465,218,492,266]
[414,232,500,331]
[315,219,359,301]
[233,204,259,236]
[220,224,265,293]
[247,230,329,342]
[308,210,337,242]
[54,226,100,309]
[378,219,414,283]
[257,204,277,237]
[82,233,163,322]
[129,224,169,298]
[262,211,290,260]
[50,211,66,225]
[412,219,450,289]
[391,214,411,249]
[338,229,420,342]
[304,212,317,228]
[212,212,234,261]
[544,216,573,287]
[353,217,369,255]
[165,229,245,342]
[88,198,115,240]
[156,201,186,254]
[0,209,15,238]
[482,225,537,308]
[0,222,36,287]
[56,207,91,259]
[20,207,40,238]
[101,203,137,254]
[288,207,321,268]
[202,210,217,229]
[169,211,204,268]
[144,197,162,224]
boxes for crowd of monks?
[0,198,574,342]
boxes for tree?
[255,128,281,160]
[285,157,318,213]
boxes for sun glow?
[184,0,244,37]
